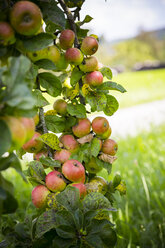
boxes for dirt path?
[89,99,165,138]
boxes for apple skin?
[32,185,50,208]
[53,99,67,116]
[71,183,87,199]
[97,127,112,140]
[83,71,103,87]
[92,117,109,135]
[55,53,69,71]
[81,36,98,55]
[33,114,39,126]
[20,117,35,142]
[65,48,83,65]
[46,171,66,192]
[60,135,79,153]
[33,150,48,161]
[62,159,85,182]
[22,132,44,153]
[79,56,98,73]
[2,116,26,150]
[59,29,75,50]
[27,45,60,64]
[10,1,42,36]
[101,139,118,156]
[85,157,102,174]
[72,118,91,138]
[54,149,71,163]
[0,22,16,46]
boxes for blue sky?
[81,0,165,41]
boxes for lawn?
[112,68,165,108]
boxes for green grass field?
[112,68,165,108]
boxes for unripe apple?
[85,157,102,174]
[62,159,85,182]
[10,1,42,36]
[81,36,98,55]
[0,22,16,46]
[53,99,67,116]
[60,134,79,153]
[65,48,83,65]
[59,29,75,50]
[22,132,44,153]
[54,149,71,163]
[55,53,69,71]
[97,127,112,140]
[33,114,39,126]
[20,117,35,142]
[83,71,103,87]
[85,176,108,195]
[46,171,66,192]
[71,183,87,199]
[33,150,48,161]
[32,185,50,208]
[2,116,26,150]
[79,56,98,73]
[72,118,91,138]
[92,117,109,135]
[101,139,118,156]
[27,45,60,64]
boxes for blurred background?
[1,0,165,247]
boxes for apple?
[32,185,50,208]
[54,149,71,163]
[55,53,69,71]
[81,36,98,55]
[2,116,26,150]
[101,139,118,156]
[65,47,83,65]
[33,150,48,161]
[62,159,85,182]
[85,157,102,174]
[59,29,75,50]
[79,56,98,73]
[92,116,109,135]
[72,118,91,138]
[10,1,42,36]
[27,45,61,64]
[53,99,67,116]
[20,117,35,142]
[46,171,66,192]
[71,183,87,199]
[60,134,79,152]
[83,71,103,87]
[22,132,44,153]
[97,127,112,140]
[0,22,16,46]
[85,176,108,195]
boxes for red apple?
[33,150,48,161]
[65,48,83,65]
[54,149,71,163]
[81,36,98,55]
[32,185,50,208]
[62,159,85,182]
[72,118,91,138]
[46,171,66,192]
[60,134,79,152]
[0,22,16,46]
[79,56,98,73]
[22,132,44,153]
[101,139,118,156]
[83,71,103,87]
[59,29,75,50]
[20,117,35,142]
[92,117,109,135]
[71,183,87,199]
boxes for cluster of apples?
[31,98,118,209]
[0,1,43,46]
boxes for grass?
[112,68,165,108]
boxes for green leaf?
[38,72,62,97]
[39,156,61,168]
[27,161,46,183]
[0,186,7,200]
[39,133,60,150]
[32,89,49,107]
[98,81,126,93]
[1,190,18,214]
[91,138,101,157]
[70,68,84,87]
[0,120,11,156]
[85,219,117,248]
[56,187,81,212]
[86,92,107,112]
[82,192,112,212]
[45,115,65,133]
[103,95,119,116]
[112,174,121,188]
[96,157,112,175]
[35,209,56,239]
[56,225,76,239]
[21,33,54,52]
[99,67,112,80]
[67,103,86,118]
[35,59,57,70]
[52,236,75,248]
[79,15,93,26]
[64,116,77,131]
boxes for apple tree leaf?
[90,138,101,157]
[99,67,113,80]
[98,81,126,93]
[39,133,61,150]
[27,161,46,183]
[32,89,49,107]
[45,115,66,133]
[103,95,119,116]
[70,68,84,87]
[67,103,86,118]
[0,120,11,156]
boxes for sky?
[80,0,165,42]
